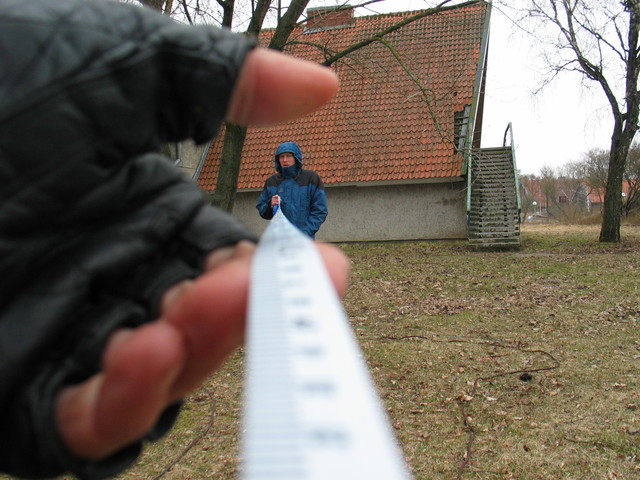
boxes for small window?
[453,105,471,153]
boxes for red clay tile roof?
[587,181,631,204]
[198,1,489,190]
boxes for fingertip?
[159,280,192,316]
[205,240,256,271]
[228,48,339,126]
[56,323,186,460]
[316,243,350,298]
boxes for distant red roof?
[588,180,632,204]
[198,1,490,190]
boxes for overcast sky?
[349,0,616,175]
[479,2,613,175]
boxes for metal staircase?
[466,124,521,248]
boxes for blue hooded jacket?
[256,141,328,238]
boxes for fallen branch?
[152,393,217,480]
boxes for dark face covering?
[281,164,298,178]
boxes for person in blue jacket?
[256,141,328,238]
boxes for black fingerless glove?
[0,1,257,478]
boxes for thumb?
[226,48,339,127]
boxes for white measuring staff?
[242,208,413,480]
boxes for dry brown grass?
[521,223,601,234]
[10,225,640,480]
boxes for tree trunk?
[210,0,310,212]
[599,131,632,242]
[139,0,164,11]
[221,0,235,28]
[210,123,247,212]
[163,0,173,16]
[268,0,309,49]
[599,4,640,242]
[247,0,271,35]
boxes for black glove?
[0,1,257,478]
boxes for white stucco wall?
[230,181,468,242]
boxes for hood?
[274,141,303,175]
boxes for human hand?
[270,194,281,207]
[54,48,343,461]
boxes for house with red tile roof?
[196,1,502,242]
[587,180,634,211]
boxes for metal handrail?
[503,122,522,224]
[466,149,472,224]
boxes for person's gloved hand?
[0,1,341,479]
[54,46,345,470]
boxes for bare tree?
[539,165,560,218]
[586,148,609,189]
[581,147,609,196]
[211,0,316,211]
[128,0,232,25]
[564,142,640,215]
[514,0,640,241]
[519,173,540,221]
[557,162,590,214]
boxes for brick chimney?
[306,6,354,32]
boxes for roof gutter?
[192,139,212,183]
[464,0,492,216]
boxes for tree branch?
[319,0,477,66]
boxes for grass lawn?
[19,224,640,480]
